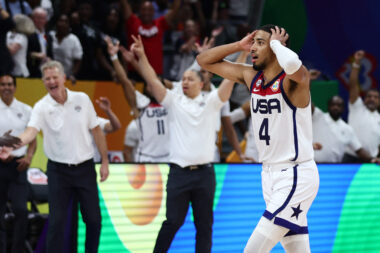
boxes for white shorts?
[261,160,319,235]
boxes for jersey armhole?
[249,71,262,93]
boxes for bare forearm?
[25,138,37,160]
[217,79,235,102]
[105,110,121,133]
[222,117,243,156]
[92,126,109,162]
[19,127,38,147]
[197,42,242,67]
[348,65,360,104]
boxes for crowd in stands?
[0,0,379,163]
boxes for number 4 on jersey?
[259,118,270,145]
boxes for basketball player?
[197,25,319,252]
[105,36,170,163]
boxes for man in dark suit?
[27,7,52,77]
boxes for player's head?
[139,0,154,24]
[182,69,204,99]
[0,74,16,104]
[327,95,344,121]
[364,88,380,112]
[41,61,66,99]
[250,24,290,71]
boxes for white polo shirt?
[348,98,380,157]
[172,81,230,162]
[161,89,224,167]
[313,107,362,163]
[28,89,99,164]
[124,120,139,161]
[0,98,32,157]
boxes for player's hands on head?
[239,31,256,52]
[270,26,289,46]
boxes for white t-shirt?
[161,89,224,167]
[348,97,380,157]
[6,31,29,77]
[50,31,83,76]
[0,98,32,157]
[28,89,99,164]
[313,107,362,163]
[124,120,139,161]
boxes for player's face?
[182,70,203,99]
[364,90,380,112]
[0,76,16,102]
[328,97,344,121]
[250,30,274,71]
[42,67,66,99]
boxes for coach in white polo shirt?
[125,35,235,253]
[312,96,379,163]
[13,61,109,253]
[0,74,37,253]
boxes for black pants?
[0,158,28,253]
[46,159,101,253]
[153,163,216,253]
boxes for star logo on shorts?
[291,204,303,220]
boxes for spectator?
[106,36,170,163]
[0,0,32,17]
[28,0,53,20]
[7,14,35,77]
[312,96,379,163]
[169,19,199,81]
[27,7,53,78]
[0,4,15,76]
[120,0,181,77]
[71,1,103,81]
[93,96,121,162]
[0,74,37,253]
[96,5,127,81]
[344,50,380,162]
[50,14,83,84]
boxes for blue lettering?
[251,98,281,114]
[146,108,168,118]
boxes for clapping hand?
[0,130,21,148]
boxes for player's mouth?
[251,55,258,63]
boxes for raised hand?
[96,97,111,112]
[130,35,145,59]
[0,130,21,148]
[104,35,120,56]
[238,31,256,52]
[353,50,365,63]
[270,26,289,46]
[195,36,215,54]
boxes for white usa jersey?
[250,70,314,164]
[135,92,170,162]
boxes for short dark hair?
[0,74,16,87]
[257,24,290,47]
[191,70,204,82]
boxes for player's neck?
[262,62,283,84]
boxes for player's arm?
[269,26,310,107]
[123,145,134,162]
[16,137,36,171]
[91,126,109,182]
[348,50,364,104]
[19,127,39,147]
[105,36,139,118]
[128,35,167,103]
[96,97,121,134]
[197,33,255,88]
[221,116,245,160]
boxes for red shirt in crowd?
[126,14,169,75]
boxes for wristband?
[110,54,118,61]
[352,62,360,69]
